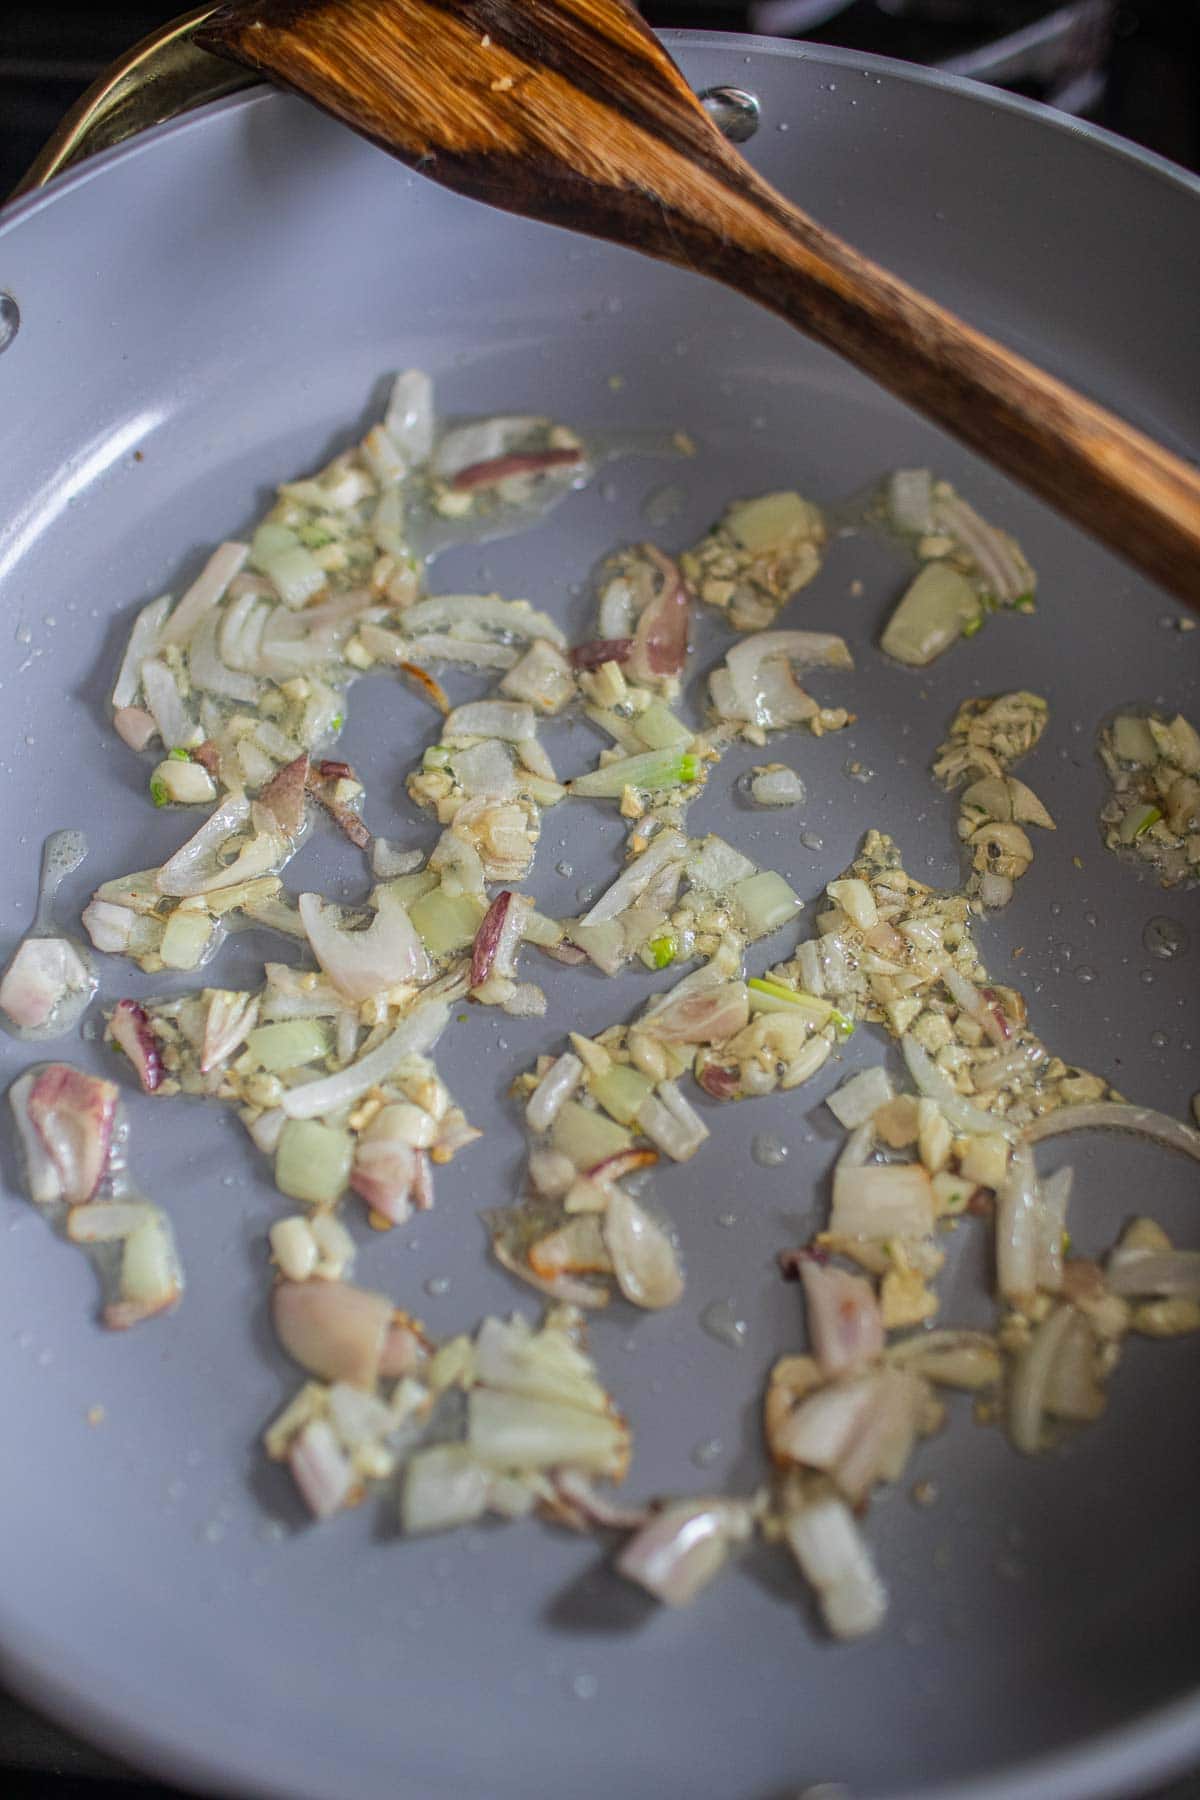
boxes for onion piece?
[616,1500,752,1606]
[636,1082,709,1162]
[156,794,251,895]
[272,1279,394,1388]
[799,1260,884,1377]
[466,1388,628,1478]
[350,1130,416,1225]
[526,1052,584,1133]
[400,593,566,649]
[886,1330,1002,1389]
[603,1190,684,1310]
[996,1143,1040,1305]
[1107,1247,1200,1298]
[113,706,158,752]
[384,368,434,462]
[829,1164,934,1241]
[281,1001,449,1120]
[902,1036,1019,1142]
[106,1211,183,1328]
[159,542,248,647]
[490,1234,610,1308]
[0,937,92,1032]
[640,980,749,1047]
[444,700,536,743]
[628,546,690,684]
[22,1063,118,1204]
[783,1494,887,1639]
[826,1066,894,1130]
[140,658,193,750]
[109,999,163,1092]
[578,828,688,927]
[723,631,852,728]
[471,890,530,988]
[1009,1301,1076,1454]
[289,1418,355,1520]
[298,890,431,1002]
[1024,1102,1200,1161]
[186,612,260,702]
[258,755,310,837]
[749,766,806,807]
[473,1313,610,1412]
[402,1445,492,1535]
[112,594,171,710]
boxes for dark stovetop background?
[1,1,1198,1796]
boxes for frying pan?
[0,29,1198,1800]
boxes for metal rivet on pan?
[698,87,761,143]
[0,292,19,354]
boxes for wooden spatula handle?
[199,0,1200,603]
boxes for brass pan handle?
[9,6,261,201]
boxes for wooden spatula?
[193,0,1191,603]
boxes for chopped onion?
[1009,1301,1075,1454]
[616,1500,751,1606]
[109,999,164,1092]
[112,594,171,710]
[996,1143,1039,1304]
[107,1212,183,1328]
[880,562,980,667]
[467,1388,628,1478]
[526,1052,585,1133]
[750,766,806,807]
[272,1279,393,1387]
[933,491,1032,604]
[628,546,690,684]
[444,700,536,743]
[372,839,425,879]
[829,1164,934,1241]
[578,828,687,927]
[433,415,545,480]
[902,1036,1019,1142]
[299,890,431,1002]
[113,706,158,751]
[473,1314,609,1412]
[384,368,434,462]
[140,658,193,750]
[973,1039,1043,1092]
[0,937,91,1032]
[826,1066,894,1130]
[719,631,852,729]
[157,541,248,647]
[636,1081,709,1162]
[800,1260,884,1377]
[641,980,749,1046]
[156,794,251,895]
[887,468,933,535]
[1024,1102,1200,1162]
[603,1190,684,1310]
[1035,1164,1072,1291]
[186,612,260,702]
[783,1494,887,1639]
[1107,1247,1200,1298]
[289,1418,354,1520]
[400,594,566,649]
[887,1330,1001,1390]
[281,1001,449,1120]
[21,1063,118,1205]
[402,1445,491,1535]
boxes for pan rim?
[2,30,1199,243]
[0,33,1197,1800]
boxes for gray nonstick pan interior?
[0,33,1197,1800]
